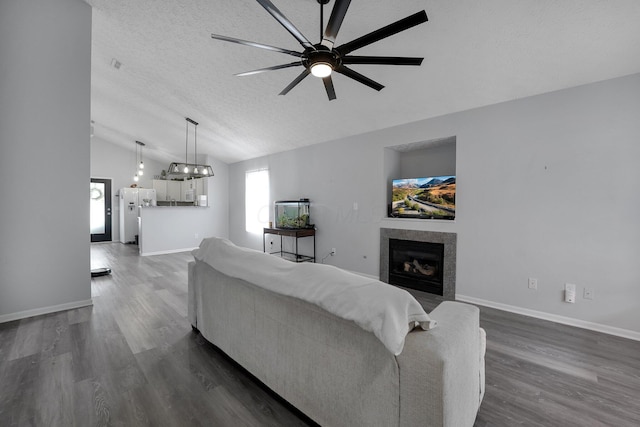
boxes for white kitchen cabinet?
[152,180,167,201]
[195,177,207,198]
[166,180,182,201]
[181,179,195,201]
[152,178,207,202]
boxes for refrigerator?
[119,188,156,244]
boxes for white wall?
[90,136,167,241]
[0,0,92,320]
[229,73,640,336]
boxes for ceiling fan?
[211,0,428,100]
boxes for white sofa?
[188,238,485,427]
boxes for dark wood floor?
[1,243,639,426]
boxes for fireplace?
[388,239,444,295]
[380,228,456,299]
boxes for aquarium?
[275,199,311,229]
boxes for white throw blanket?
[192,237,436,355]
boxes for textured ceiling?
[86,0,640,164]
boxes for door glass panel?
[90,182,106,234]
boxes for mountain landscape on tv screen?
[391,176,456,220]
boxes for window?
[245,169,270,233]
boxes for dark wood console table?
[263,227,316,263]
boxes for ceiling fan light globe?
[311,63,332,78]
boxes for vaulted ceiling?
[86,0,640,164]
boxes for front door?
[90,178,112,242]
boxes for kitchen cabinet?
[153,180,167,201]
[166,180,182,201]
[152,178,208,202]
[181,179,195,202]
[195,178,207,198]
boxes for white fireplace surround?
[380,228,457,299]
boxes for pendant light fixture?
[138,141,145,172]
[133,140,139,182]
[133,140,145,182]
[167,118,215,179]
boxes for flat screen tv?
[390,176,456,220]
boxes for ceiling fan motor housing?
[303,45,341,72]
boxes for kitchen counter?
[139,206,214,256]
[154,201,207,207]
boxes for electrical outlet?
[565,283,576,303]
[583,288,594,300]
[330,248,336,256]
[528,278,538,290]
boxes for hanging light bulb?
[193,166,199,174]
[202,168,208,175]
[183,165,189,173]
[134,173,139,182]
[139,169,144,176]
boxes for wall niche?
[383,136,457,216]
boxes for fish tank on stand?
[264,199,315,262]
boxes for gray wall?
[0,0,92,319]
[205,154,230,241]
[229,73,640,335]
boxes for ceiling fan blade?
[256,0,313,49]
[211,34,302,57]
[321,0,352,49]
[322,75,337,100]
[279,69,310,95]
[335,10,428,56]
[235,62,302,77]
[342,56,423,66]
[335,65,384,91]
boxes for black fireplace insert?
[388,238,444,295]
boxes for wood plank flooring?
[0,242,639,426]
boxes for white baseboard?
[140,247,198,256]
[0,299,93,324]
[456,294,640,342]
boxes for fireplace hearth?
[380,228,456,299]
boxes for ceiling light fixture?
[138,142,144,171]
[136,141,145,176]
[133,140,139,182]
[133,140,145,182]
[310,62,332,78]
[167,118,214,179]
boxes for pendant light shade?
[167,117,215,179]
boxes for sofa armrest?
[396,301,481,427]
